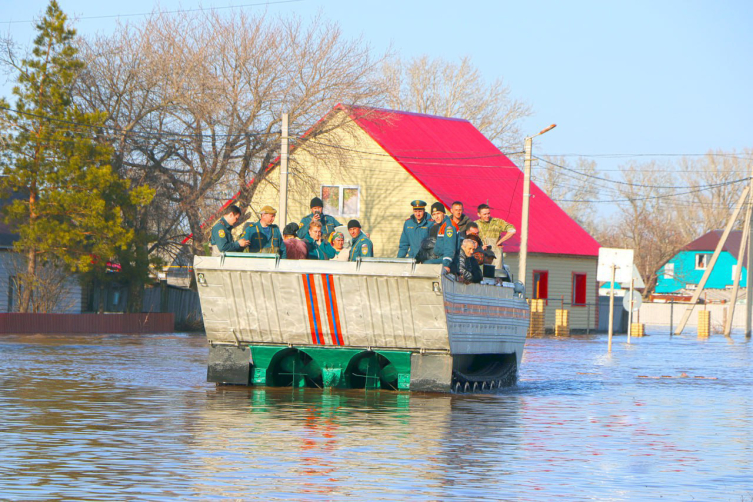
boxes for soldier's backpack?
[415,236,439,263]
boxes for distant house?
[656,230,748,295]
[235,105,601,329]
[0,193,84,313]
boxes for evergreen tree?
[0,1,153,312]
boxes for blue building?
[655,230,747,293]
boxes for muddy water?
[0,332,751,501]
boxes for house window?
[572,273,587,306]
[695,254,708,270]
[321,185,360,217]
[532,270,549,300]
[663,263,675,279]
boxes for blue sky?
[2,0,752,173]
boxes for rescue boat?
[194,253,529,392]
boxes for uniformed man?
[397,199,434,259]
[424,202,457,271]
[347,219,373,261]
[242,206,286,258]
[210,204,249,256]
[297,197,341,239]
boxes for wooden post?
[608,264,616,352]
[675,186,750,335]
[747,162,753,338]
[627,278,634,343]
[586,302,591,335]
[278,113,290,226]
[724,204,751,336]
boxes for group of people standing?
[210,196,516,283]
[210,197,373,262]
[396,199,516,283]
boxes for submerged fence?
[143,285,202,330]
[0,313,174,334]
[638,302,750,332]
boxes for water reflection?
[0,333,751,500]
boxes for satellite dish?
[622,291,642,312]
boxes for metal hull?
[194,255,529,392]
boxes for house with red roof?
[237,105,601,330]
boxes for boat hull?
[194,254,529,392]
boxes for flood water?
[0,331,751,501]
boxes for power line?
[0,0,304,25]
[0,105,279,139]
[552,176,750,204]
[534,155,752,191]
[539,152,753,161]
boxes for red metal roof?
[684,230,747,266]
[346,106,600,256]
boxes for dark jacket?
[284,238,308,260]
[434,215,458,267]
[451,213,473,233]
[242,221,286,258]
[397,214,434,258]
[303,234,336,260]
[451,251,483,283]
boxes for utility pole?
[278,113,290,226]
[725,197,751,336]
[519,136,532,286]
[608,264,616,352]
[746,162,753,338]
[675,186,750,335]
[518,124,556,287]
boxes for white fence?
[638,302,748,331]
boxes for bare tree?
[75,9,388,261]
[595,162,688,295]
[0,254,79,313]
[675,149,752,238]
[536,156,602,234]
[381,55,531,152]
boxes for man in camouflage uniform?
[475,203,516,268]
[210,204,249,255]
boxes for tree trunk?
[127,281,144,313]
[186,210,205,292]
[19,249,36,313]
[98,284,105,314]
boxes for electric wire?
[534,155,752,190]
[0,0,305,25]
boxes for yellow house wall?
[505,253,599,330]
[246,115,437,257]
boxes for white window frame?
[663,263,675,279]
[695,254,708,270]
[320,185,360,218]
